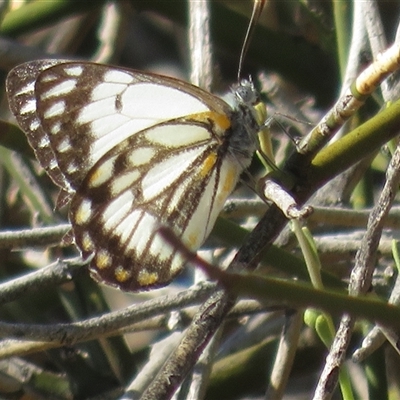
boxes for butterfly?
[6,60,264,291]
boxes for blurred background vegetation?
[0,1,400,399]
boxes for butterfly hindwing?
[68,109,246,291]
[69,127,198,289]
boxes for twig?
[266,311,303,399]
[123,332,184,399]
[188,0,212,90]
[140,288,234,400]
[93,2,129,64]
[0,257,84,306]
[0,224,70,249]
[352,241,400,361]
[262,179,313,219]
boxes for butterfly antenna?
[237,0,266,81]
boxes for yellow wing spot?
[75,200,91,225]
[75,210,88,226]
[88,168,103,186]
[200,153,217,178]
[137,270,158,286]
[115,266,132,282]
[81,232,95,251]
[95,250,111,269]
[186,111,231,130]
[87,157,115,188]
[209,111,231,130]
[218,166,237,204]
[186,232,200,250]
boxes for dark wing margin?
[6,60,74,192]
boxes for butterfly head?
[234,78,267,126]
[233,78,258,104]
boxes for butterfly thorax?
[224,79,262,166]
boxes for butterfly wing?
[6,61,247,291]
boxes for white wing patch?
[102,191,135,231]
[19,99,36,115]
[110,171,141,197]
[43,100,66,118]
[15,81,35,96]
[56,138,72,153]
[75,199,93,225]
[73,85,212,174]
[50,121,61,135]
[40,79,77,99]
[144,124,211,146]
[88,156,117,188]
[77,96,120,124]
[141,146,205,200]
[118,83,210,119]
[91,82,128,100]
[126,212,156,254]
[128,147,156,166]
[63,65,84,76]
[103,69,134,84]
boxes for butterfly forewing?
[6,60,258,291]
[36,64,224,188]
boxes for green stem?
[333,0,352,79]
[201,261,400,331]
[307,97,400,191]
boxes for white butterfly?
[6,60,263,291]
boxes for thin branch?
[188,0,212,90]
[0,257,84,306]
[140,288,234,400]
[266,311,304,399]
[0,224,70,249]
[93,1,129,64]
[124,332,184,399]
